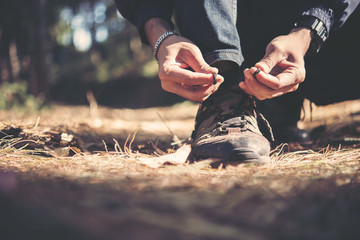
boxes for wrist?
[289,27,313,55]
[144,18,173,50]
[294,16,328,55]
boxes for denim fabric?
[173,1,301,68]
[174,0,244,67]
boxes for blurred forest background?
[0,0,183,110]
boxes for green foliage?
[51,0,154,86]
[0,82,45,111]
[142,59,159,78]
[0,0,158,106]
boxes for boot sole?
[194,147,270,167]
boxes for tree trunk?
[29,0,49,99]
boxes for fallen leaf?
[138,144,191,168]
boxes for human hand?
[145,18,223,102]
[156,35,223,102]
[240,28,313,100]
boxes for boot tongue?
[210,85,253,116]
[215,91,244,115]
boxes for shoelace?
[195,91,275,142]
[258,111,275,142]
[218,115,248,131]
[249,96,275,142]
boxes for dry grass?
[1,102,360,240]
[1,140,359,193]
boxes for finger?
[177,84,215,102]
[180,47,218,74]
[161,65,224,86]
[275,61,305,85]
[241,82,298,100]
[243,68,270,100]
[276,68,304,87]
[266,83,300,98]
[162,81,219,102]
[242,79,299,100]
[160,65,215,86]
[244,68,300,99]
[255,50,282,74]
[186,83,221,102]
[240,69,255,96]
[239,81,250,95]
[250,64,304,90]
[175,61,190,69]
[249,66,281,89]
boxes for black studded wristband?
[294,16,328,55]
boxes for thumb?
[183,48,218,74]
[255,50,282,74]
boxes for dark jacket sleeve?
[299,0,360,38]
[114,0,174,43]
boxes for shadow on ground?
[1,171,360,240]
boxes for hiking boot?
[190,83,272,166]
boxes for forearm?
[144,18,173,50]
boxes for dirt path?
[1,100,360,240]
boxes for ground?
[1,99,360,240]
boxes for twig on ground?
[102,140,109,154]
[113,138,123,154]
[156,112,182,147]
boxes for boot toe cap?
[192,132,270,164]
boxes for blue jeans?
[174,0,243,67]
[173,0,360,105]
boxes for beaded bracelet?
[153,31,178,61]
